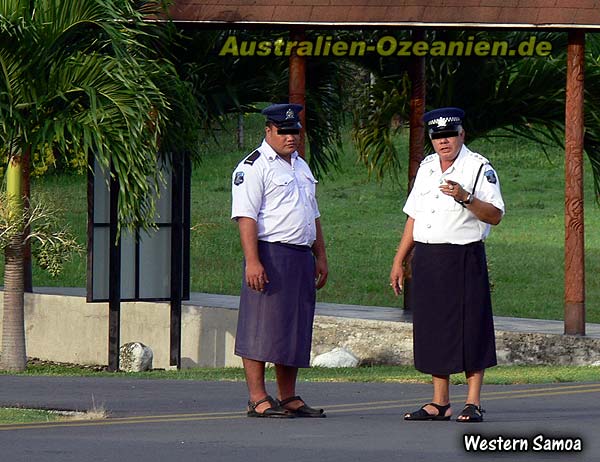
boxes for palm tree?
[171,29,354,178]
[0,0,198,371]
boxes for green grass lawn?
[3,362,600,385]
[8,115,600,322]
[0,408,62,424]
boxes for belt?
[259,240,312,251]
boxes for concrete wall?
[0,292,242,369]
[180,304,240,368]
[2,292,600,368]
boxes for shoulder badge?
[234,171,244,186]
[244,150,261,166]
[484,169,497,184]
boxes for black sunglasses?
[431,131,459,140]
[277,128,300,135]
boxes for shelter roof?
[169,1,600,29]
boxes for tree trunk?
[23,146,33,293]
[1,235,26,371]
[0,156,26,371]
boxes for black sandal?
[247,396,294,418]
[278,395,326,418]
[456,403,485,423]
[404,402,451,421]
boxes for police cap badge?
[423,107,465,139]
[261,103,303,130]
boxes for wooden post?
[408,29,426,191]
[289,28,306,158]
[564,30,586,335]
[403,29,426,311]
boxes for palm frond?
[350,30,600,199]
[303,58,354,178]
[0,0,202,229]
[351,72,411,181]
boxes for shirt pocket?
[271,173,296,195]
[415,187,463,213]
[441,197,464,212]
[415,188,433,212]
[300,172,318,199]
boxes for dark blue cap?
[261,103,303,129]
[423,107,465,138]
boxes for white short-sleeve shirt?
[404,144,505,244]
[231,139,320,246]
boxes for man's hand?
[439,179,469,202]
[389,263,404,297]
[245,259,269,292]
[238,217,269,291]
[315,255,328,290]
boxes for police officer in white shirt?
[231,103,328,418]
[390,107,504,423]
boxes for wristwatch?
[457,193,473,206]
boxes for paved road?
[1,376,599,461]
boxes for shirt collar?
[260,139,299,162]
[453,144,469,168]
[432,143,467,175]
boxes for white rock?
[311,347,359,368]
[119,342,153,372]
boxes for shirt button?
[431,209,435,213]
[426,224,431,228]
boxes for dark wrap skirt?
[410,241,497,375]
[235,241,316,367]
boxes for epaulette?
[420,153,437,166]
[244,150,261,166]
[466,151,490,166]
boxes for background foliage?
[12,116,600,323]
[2,23,599,322]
